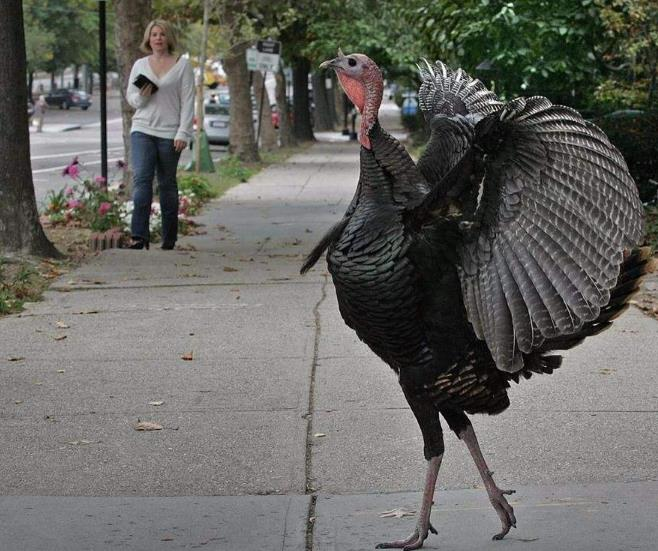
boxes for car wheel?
[59,102,64,110]
[82,106,89,111]
[63,101,70,110]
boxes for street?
[29,89,228,205]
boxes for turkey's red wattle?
[337,72,365,112]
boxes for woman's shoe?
[128,238,149,250]
[161,241,176,250]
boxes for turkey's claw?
[489,487,516,540]
[375,521,436,550]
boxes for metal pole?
[256,70,266,146]
[99,0,107,188]
[195,0,210,173]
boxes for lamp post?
[99,0,108,188]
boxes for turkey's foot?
[375,522,437,550]
[376,455,442,550]
[459,425,517,540]
[481,471,516,540]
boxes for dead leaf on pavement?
[55,321,70,329]
[379,508,416,519]
[313,433,327,438]
[53,335,67,341]
[149,401,164,406]
[57,369,65,373]
[7,356,25,362]
[223,266,239,272]
[181,352,194,361]
[134,420,163,431]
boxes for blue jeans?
[130,131,181,244]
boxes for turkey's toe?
[375,527,429,550]
[489,488,516,540]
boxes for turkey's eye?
[348,58,357,67]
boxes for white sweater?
[127,56,195,143]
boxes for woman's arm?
[126,60,150,110]
[174,59,195,145]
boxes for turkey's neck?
[359,78,383,150]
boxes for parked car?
[45,89,92,110]
[202,92,258,145]
[203,99,230,145]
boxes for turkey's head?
[320,51,383,149]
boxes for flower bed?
[41,157,216,245]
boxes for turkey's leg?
[458,424,516,540]
[376,454,442,550]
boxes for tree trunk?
[252,70,277,152]
[292,56,314,142]
[27,71,34,102]
[311,71,334,131]
[0,0,59,257]
[275,65,296,148]
[333,75,348,133]
[327,71,338,125]
[113,0,151,188]
[224,41,260,162]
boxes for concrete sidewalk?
[1,106,657,550]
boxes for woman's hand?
[139,83,154,97]
[174,139,187,152]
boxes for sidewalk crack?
[304,273,328,550]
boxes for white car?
[203,93,230,145]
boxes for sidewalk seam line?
[304,274,328,550]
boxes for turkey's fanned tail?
[417,59,503,119]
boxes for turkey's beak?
[320,58,339,70]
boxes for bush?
[591,111,658,203]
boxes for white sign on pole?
[246,48,259,71]
[245,40,282,73]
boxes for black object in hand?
[133,74,158,93]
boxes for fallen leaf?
[134,420,163,431]
[55,321,70,329]
[149,401,164,406]
[313,433,327,438]
[53,335,67,341]
[57,369,65,374]
[379,508,416,519]
[160,535,175,541]
[181,352,194,361]
[15,400,23,405]
[66,439,93,446]
[7,356,25,362]
[223,266,239,272]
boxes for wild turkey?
[302,51,650,549]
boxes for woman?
[126,20,194,250]
[33,95,47,133]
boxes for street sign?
[245,39,281,72]
[246,50,280,73]
[256,39,281,55]
[246,48,259,71]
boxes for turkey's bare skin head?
[320,52,383,149]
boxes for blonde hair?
[140,20,177,54]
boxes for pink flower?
[65,187,74,196]
[62,157,80,178]
[67,199,82,209]
[98,202,112,216]
[95,176,107,186]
